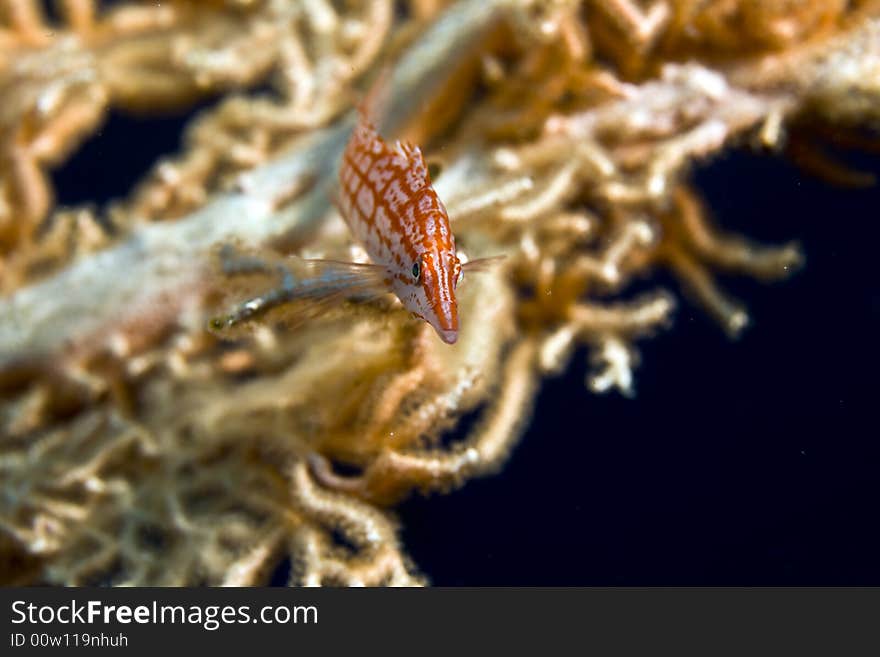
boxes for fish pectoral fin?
[461,255,507,273]
[208,248,391,338]
[300,259,390,295]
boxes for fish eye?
[411,261,420,280]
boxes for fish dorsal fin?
[395,140,429,181]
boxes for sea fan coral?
[1,0,878,585]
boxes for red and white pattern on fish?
[337,117,462,344]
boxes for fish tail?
[358,64,394,130]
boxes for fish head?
[393,248,461,344]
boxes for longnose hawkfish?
[208,75,495,344]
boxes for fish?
[209,73,496,343]
[336,84,466,344]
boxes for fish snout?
[425,305,458,344]
[439,328,458,344]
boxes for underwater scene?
[0,0,878,586]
